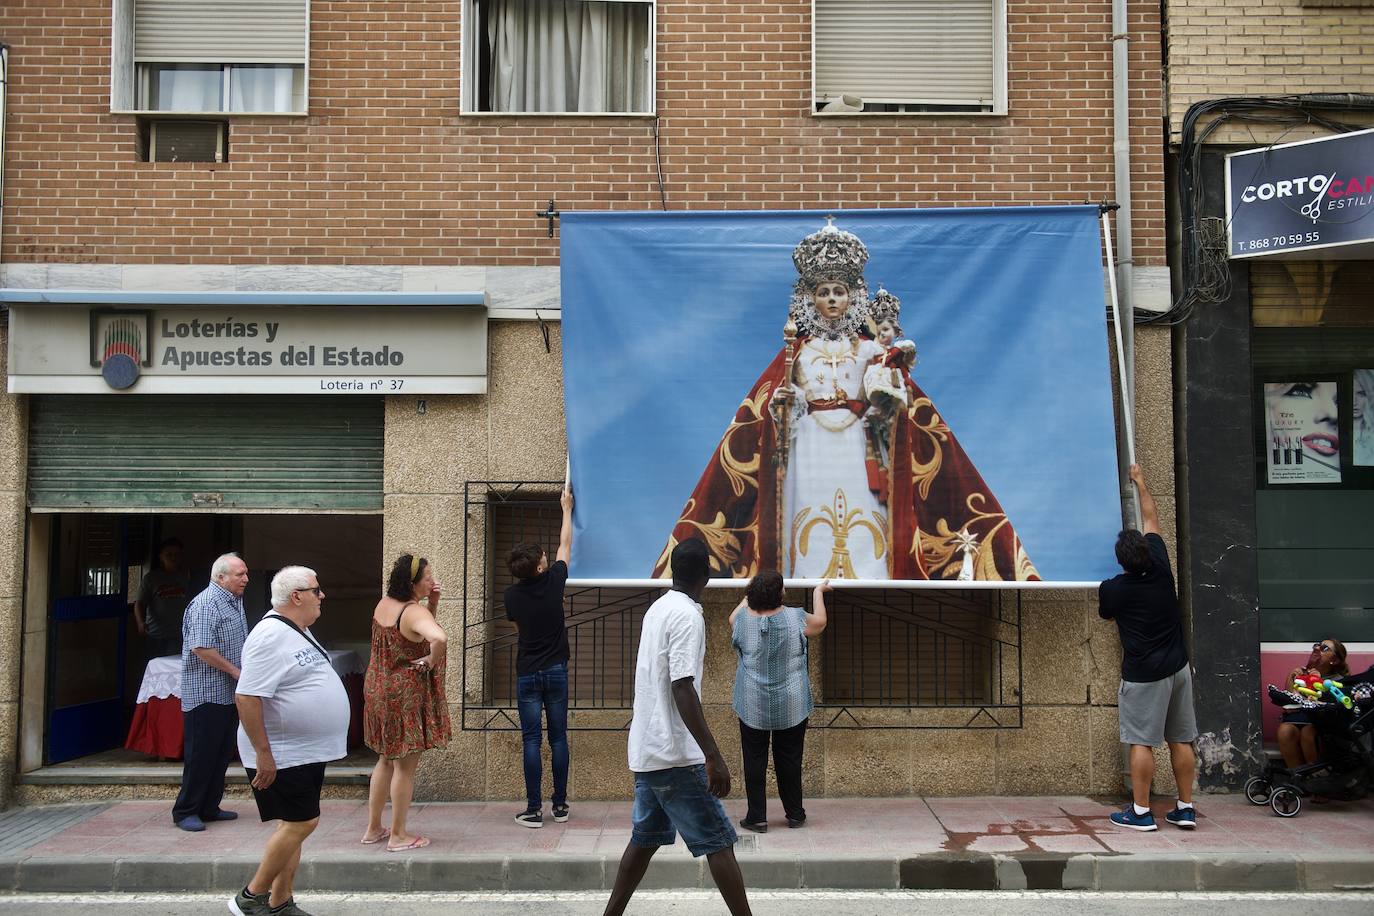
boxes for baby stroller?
[1245,665,1374,817]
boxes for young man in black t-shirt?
[504,488,574,828]
[1099,465,1198,832]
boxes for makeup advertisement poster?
[1264,382,1341,484]
[1356,369,1374,467]
[561,207,1123,585]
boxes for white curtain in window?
[230,65,298,113]
[154,64,222,111]
[487,0,650,113]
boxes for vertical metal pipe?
[1104,211,1137,530]
[1112,0,1140,529]
[1,45,10,276]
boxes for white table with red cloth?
[124,649,367,759]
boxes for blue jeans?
[517,662,569,810]
[631,765,737,857]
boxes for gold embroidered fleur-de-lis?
[798,489,886,579]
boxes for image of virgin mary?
[652,219,1039,582]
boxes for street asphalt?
[0,890,1371,915]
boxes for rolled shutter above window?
[134,0,308,64]
[814,0,997,108]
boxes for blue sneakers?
[1110,805,1158,831]
[1165,806,1197,829]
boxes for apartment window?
[813,0,1006,115]
[463,0,654,114]
[111,0,309,114]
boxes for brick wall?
[1167,0,1374,144]
[0,0,1165,267]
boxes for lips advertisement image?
[1264,381,1341,484]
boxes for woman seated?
[1277,638,1350,770]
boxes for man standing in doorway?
[604,539,751,916]
[231,566,349,916]
[504,486,575,828]
[173,552,249,832]
[1100,465,1199,831]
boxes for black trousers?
[173,702,238,823]
[144,635,182,662]
[738,718,807,824]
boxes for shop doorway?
[39,511,382,768]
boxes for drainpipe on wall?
[1111,0,1140,530]
[1,44,9,292]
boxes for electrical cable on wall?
[652,117,667,210]
[1157,93,1374,328]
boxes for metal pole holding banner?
[775,318,798,568]
[1101,208,1142,532]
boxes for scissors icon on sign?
[1301,174,1334,222]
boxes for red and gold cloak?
[652,340,1039,581]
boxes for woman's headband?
[410,555,420,581]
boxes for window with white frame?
[462,0,654,114]
[813,0,1006,115]
[111,0,308,114]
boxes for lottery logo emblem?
[100,316,143,389]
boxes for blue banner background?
[561,207,1122,583]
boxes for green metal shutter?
[28,395,383,511]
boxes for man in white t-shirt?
[604,539,752,916]
[230,566,350,916]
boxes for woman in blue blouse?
[730,572,830,832]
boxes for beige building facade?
[0,0,1179,805]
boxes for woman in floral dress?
[361,554,450,851]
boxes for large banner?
[562,207,1122,584]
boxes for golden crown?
[792,216,869,289]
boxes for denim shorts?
[631,765,737,858]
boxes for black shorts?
[246,762,326,823]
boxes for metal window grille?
[817,588,1022,728]
[461,481,1022,730]
[462,482,649,731]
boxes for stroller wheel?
[1244,776,1272,805]
[1271,786,1302,818]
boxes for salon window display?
[1263,381,1341,484]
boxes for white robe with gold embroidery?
[782,337,906,578]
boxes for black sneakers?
[229,886,271,916]
[515,809,543,828]
[552,804,570,823]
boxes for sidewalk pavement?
[0,794,1371,894]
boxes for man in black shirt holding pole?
[504,488,575,828]
[1099,464,1198,831]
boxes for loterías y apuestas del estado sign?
[1226,126,1374,259]
[3,291,488,395]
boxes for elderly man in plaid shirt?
[173,552,250,832]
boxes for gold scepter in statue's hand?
[775,318,798,569]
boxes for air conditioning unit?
[148,120,226,163]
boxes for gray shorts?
[1118,665,1198,747]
